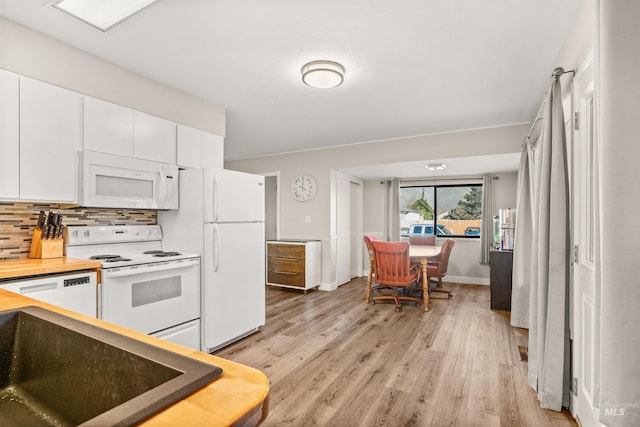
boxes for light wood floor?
[215,278,578,427]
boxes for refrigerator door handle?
[212,176,219,223]
[213,224,220,272]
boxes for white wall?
[599,1,640,425]
[227,125,526,288]
[0,17,225,136]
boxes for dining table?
[409,244,441,311]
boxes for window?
[400,184,483,237]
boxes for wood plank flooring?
[215,278,577,427]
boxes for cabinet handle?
[271,256,299,261]
[271,270,298,275]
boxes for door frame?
[261,171,281,241]
[570,54,601,427]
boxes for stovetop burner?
[90,255,120,260]
[90,254,132,263]
[144,250,182,257]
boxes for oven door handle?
[103,259,199,278]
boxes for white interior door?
[350,181,362,278]
[336,174,351,286]
[571,56,600,427]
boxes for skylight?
[52,0,158,32]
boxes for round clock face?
[291,174,317,202]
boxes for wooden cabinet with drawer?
[266,240,321,293]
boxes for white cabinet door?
[134,111,175,163]
[177,125,224,168]
[19,78,81,203]
[0,70,19,199]
[202,132,224,168]
[84,96,134,157]
[176,124,202,168]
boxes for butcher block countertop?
[0,291,270,426]
[0,257,102,280]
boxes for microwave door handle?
[213,225,220,272]
[158,168,167,208]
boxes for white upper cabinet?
[0,70,20,199]
[134,111,175,163]
[84,96,134,157]
[176,124,202,168]
[177,124,223,169]
[19,77,81,203]
[202,132,224,168]
[84,96,176,163]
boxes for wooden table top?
[408,245,441,258]
[0,290,270,426]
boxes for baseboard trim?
[319,281,339,292]
[444,275,489,286]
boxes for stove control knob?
[84,230,90,238]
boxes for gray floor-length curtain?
[511,139,536,328]
[384,179,400,241]
[479,175,493,264]
[528,77,571,411]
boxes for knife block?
[29,228,63,259]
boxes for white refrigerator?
[159,167,265,353]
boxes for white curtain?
[479,175,493,264]
[384,179,400,241]
[511,139,536,328]
[527,78,571,411]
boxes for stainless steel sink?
[0,306,222,427]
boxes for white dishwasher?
[0,271,98,318]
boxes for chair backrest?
[435,239,456,275]
[371,241,412,287]
[409,234,436,246]
[363,235,378,252]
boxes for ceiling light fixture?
[51,0,158,32]
[425,163,447,171]
[301,60,345,89]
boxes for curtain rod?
[523,67,576,144]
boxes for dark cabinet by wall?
[490,250,513,311]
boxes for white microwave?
[80,150,179,210]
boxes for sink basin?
[0,306,222,427]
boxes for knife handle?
[37,211,46,229]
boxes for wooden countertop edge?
[0,291,270,426]
[0,257,103,279]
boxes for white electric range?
[65,225,202,350]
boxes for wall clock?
[291,174,317,202]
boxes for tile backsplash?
[0,202,156,260]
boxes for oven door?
[100,257,200,335]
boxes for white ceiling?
[0,0,582,178]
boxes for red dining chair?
[364,235,384,303]
[370,241,421,312]
[426,239,455,298]
[408,235,436,246]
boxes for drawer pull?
[271,270,298,275]
[272,256,299,261]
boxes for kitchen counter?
[0,257,102,280]
[0,290,269,426]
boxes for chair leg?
[392,287,401,312]
[430,276,452,298]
